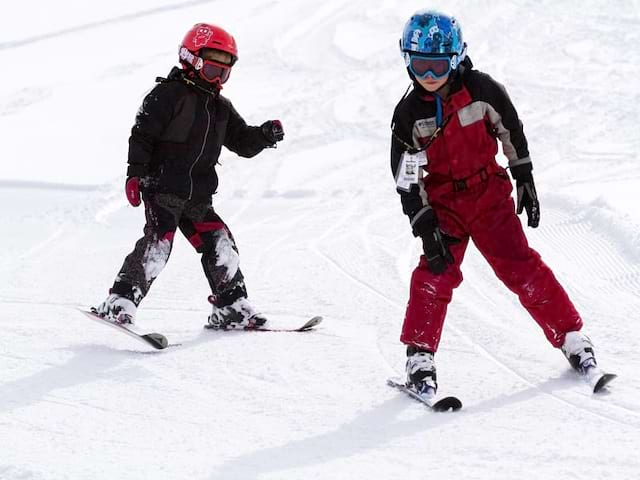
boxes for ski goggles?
[179,47,233,85]
[407,54,452,80]
[200,60,231,84]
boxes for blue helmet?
[400,10,466,70]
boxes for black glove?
[411,207,461,275]
[261,120,284,145]
[511,163,540,228]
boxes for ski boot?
[561,330,597,374]
[94,293,137,325]
[561,330,617,392]
[206,296,268,330]
[406,346,437,398]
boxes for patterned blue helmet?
[400,10,466,69]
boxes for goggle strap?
[179,47,203,71]
[453,44,468,68]
[402,43,468,70]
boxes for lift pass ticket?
[396,150,427,191]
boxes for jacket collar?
[415,71,471,116]
[157,67,221,96]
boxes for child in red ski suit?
[392,10,602,396]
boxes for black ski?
[204,315,322,332]
[387,378,462,412]
[579,366,617,393]
[77,307,169,350]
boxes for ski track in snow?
[2,1,640,479]
[0,0,218,50]
[311,193,640,428]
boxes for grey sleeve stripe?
[482,101,519,162]
[509,156,532,168]
[410,205,432,228]
[457,100,521,162]
[458,102,532,168]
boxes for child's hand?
[411,207,461,274]
[421,230,461,274]
[511,164,540,228]
[125,177,142,207]
[261,120,284,145]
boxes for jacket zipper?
[188,95,211,199]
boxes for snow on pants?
[401,171,582,352]
[111,193,246,306]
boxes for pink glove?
[125,177,141,207]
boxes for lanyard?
[391,114,452,154]
[391,85,451,154]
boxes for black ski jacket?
[127,67,274,199]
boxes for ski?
[579,366,617,394]
[77,307,169,350]
[387,377,462,412]
[204,315,323,332]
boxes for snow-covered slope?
[1,1,640,479]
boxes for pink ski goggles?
[200,60,232,84]
[179,47,233,85]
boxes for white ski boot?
[94,293,137,325]
[561,331,597,375]
[406,346,437,397]
[561,330,617,393]
[206,296,267,330]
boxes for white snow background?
[1,1,640,479]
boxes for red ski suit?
[390,66,582,352]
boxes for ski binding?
[387,377,462,412]
[205,315,322,332]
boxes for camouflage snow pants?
[111,193,246,307]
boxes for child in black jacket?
[95,23,284,330]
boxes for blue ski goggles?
[406,54,453,80]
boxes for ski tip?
[297,316,323,331]
[593,373,617,394]
[431,396,463,412]
[142,333,169,350]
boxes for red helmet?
[179,23,238,87]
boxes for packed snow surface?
[1,1,640,479]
